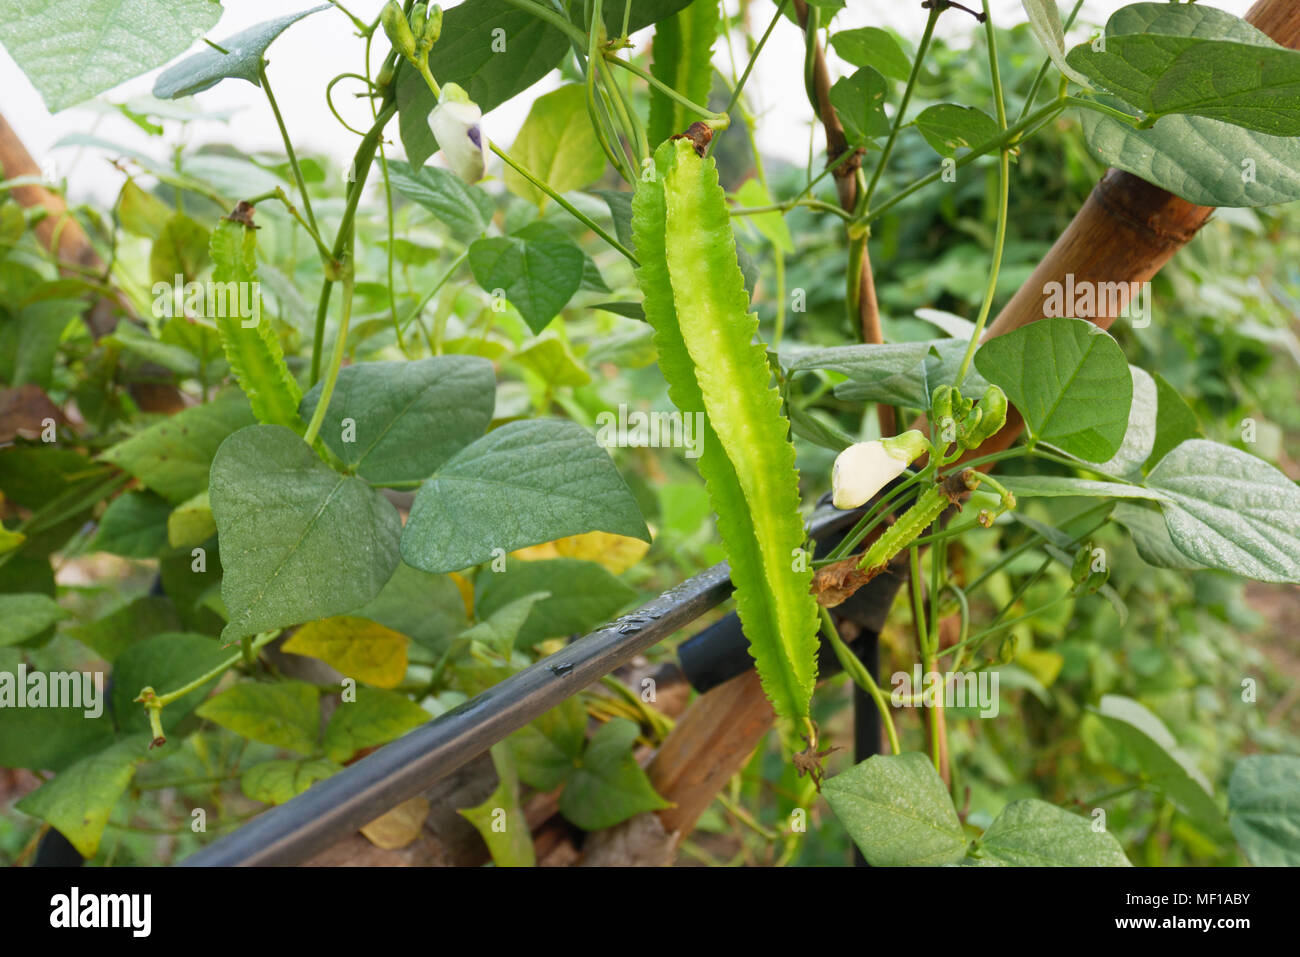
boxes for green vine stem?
[730,196,852,221]
[953,0,1011,388]
[718,0,789,137]
[851,99,1062,231]
[501,0,587,44]
[718,13,787,341]
[820,606,901,754]
[1063,95,1143,127]
[134,631,280,747]
[602,52,729,129]
[304,268,356,445]
[942,588,1077,663]
[243,186,334,264]
[1017,0,1085,122]
[587,0,639,175]
[327,0,371,34]
[857,2,942,218]
[259,65,321,237]
[820,469,928,563]
[488,141,638,264]
[597,53,648,163]
[309,99,397,384]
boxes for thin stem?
[366,31,405,355]
[585,0,637,178]
[310,101,397,384]
[406,250,468,344]
[619,0,632,42]
[604,52,727,126]
[489,141,637,264]
[953,153,1009,387]
[377,143,405,353]
[930,526,945,659]
[846,232,867,326]
[1083,782,1143,805]
[945,445,1029,474]
[151,631,279,709]
[248,187,334,264]
[822,473,926,562]
[855,100,1063,229]
[729,197,852,221]
[858,3,942,217]
[1017,0,1085,122]
[1029,446,1141,483]
[721,0,789,123]
[946,589,1076,659]
[413,58,441,99]
[953,0,1011,389]
[909,545,931,659]
[326,73,376,136]
[327,0,371,34]
[501,0,587,44]
[1064,95,1142,127]
[983,1,1009,130]
[259,66,320,236]
[596,49,648,163]
[304,269,356,446]
[819,607,900,755]
[910,517,992,549]
[586,59,634,182]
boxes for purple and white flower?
[431,83,487,184]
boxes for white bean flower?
[831,430,928,510]
[430,83,487,184]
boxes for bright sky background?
[0,0,1258,205]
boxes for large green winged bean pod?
[209,220,303,431]
[632,138,819,734]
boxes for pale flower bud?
[430,83,487,184]
[831,430,928,510]
[380,1,416,62]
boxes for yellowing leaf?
[361,796,430,849]
[1017,648,1065,688]
[458,743,534,866]
[512,531,652,574]
[15,736,147,858]
[241,757,340,805]
[552,530,651,575]
[167,490,215,548]
[510,541,562,562]
[283,616,409,688]
[448,571,474,618]
[0,524,25,555]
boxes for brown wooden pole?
[941,0,1300,462]
[792,0,892,432]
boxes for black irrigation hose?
[182,502,881,866]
